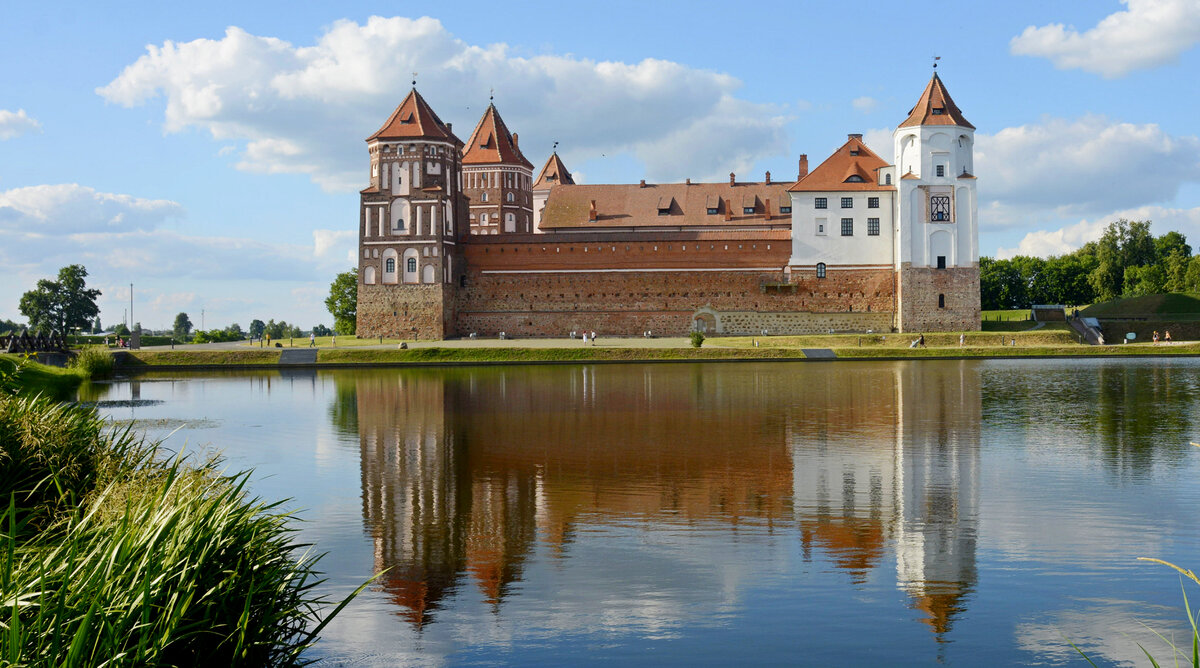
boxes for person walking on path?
[309,332,316,347]
[1166,330,1173,344]
[918,334,926,348]
[1153,331,1160,343]
[959,333,965,347]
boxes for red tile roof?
[788,137,893,192]
[462,104,534,168]
[533,153,575,190]
[368,88,461,143]
[897,73,973,130]
[539,181,793,230]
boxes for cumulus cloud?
[851,96,878,113]
[1011,0,1200,77]
[0,109,41,140]
[975,115,1200,228]
[97,17,790,190]
[995,205,1200,258]
[0,184,182,234]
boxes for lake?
[87,359,1200,666]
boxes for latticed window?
[407,257,417,273]
[868,218,880,236]
[816,262,826,279]
[385,258,395,273]
[868,197,879,209]
[841,218,853,236]
[814,197,827,209]
[841,197,853,208]
[930,195,951,221]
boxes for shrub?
[69,345,114,379]
[690,331,705,348]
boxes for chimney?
[765,198,772,221]
[639,179,646,188]
[512,132,518,148]
[685,178,691,185]
[724,198,732,221]
[765,171,771,185]
[848,133,863,141]
[798,154,809,180]
[729,172,736,186]
[588,199,597,222]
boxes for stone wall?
[896,264,980,332]
[358,283,456,340]
[712,310,894,335]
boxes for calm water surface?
[87,359,1200,666]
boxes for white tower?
[892,73,980,332]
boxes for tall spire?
[368,88,460,142]
[462,103,533,168]
[897,73,973,130]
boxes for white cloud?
[851,96,878,113]
[976,115,1200,228]
[1011,0,1200,77]
[98,17,791,190]
[862,127,893,159]
[0,184,182,234]
[312,228,356,264]
[0,109,41,140]
[996,205,1200,258]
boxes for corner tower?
[461,103,535,235]
[358,88,467,339]
[532,152,574,232]
[893,73,980,332]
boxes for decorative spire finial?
[553,140,558,153]
[412,72,417,87]
[932,55,940,70]
[489,87,494,103]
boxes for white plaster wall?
[894,125,977,268]
[788,191,895,267]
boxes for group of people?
[1152,330,1173,344]
[576,330,598,344]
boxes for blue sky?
[2,1,1198,330]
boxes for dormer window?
[658,208,670,216]
[707,207,719,215]
[932,107,946,115]
[400,112,414,124]
[780,206,792,214]
[845,175,865,183]
[743,207,755,214]
[657,196,674,216]
[885,174,892,185]
[849,149,860,156]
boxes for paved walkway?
[138,336,703,352]
[279,349,318,364]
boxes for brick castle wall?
[358,283,456,340]
[897,264,980,332]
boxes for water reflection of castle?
[350,362,979,636]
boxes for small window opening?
[816,263,826,279]
[938,293,946,308]
[937,255,947,270]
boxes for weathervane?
[489,87,494,102]
[411,72,417,87]
[553,141,559,152]
[932,56,940,70]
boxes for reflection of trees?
[1093,364,1193,477]
[326,377,358,438]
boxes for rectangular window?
[780,206,792,214]
[937,255,947,269]
[936,165,945,177]
[868,197,879,209]
[938,293,946,308]
[814,197,828,209]
[930,195,951,222]
[867,218,880,236]
[816,219,826,235]
[743,207,755,214]
[841,218,853,236]
[841,197,853,208]
[707,207,719,215]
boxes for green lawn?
[1082,293,1200,319]
[122,350,282,366]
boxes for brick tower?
[461,103,535,235]
[357,87,467,339]
[893,73,981,332]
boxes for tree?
[173,312,193,341]
[249,319,265,339]
[113,323,130,337]
[224,323,244,339]
[1155,230,1190,262]
[18,264,101,333]
[92,317,102,334]
[1089,219,1156,302]
[326,269,357,335]
[1123,264,1166,297]
[0,318,23,335]
[312,324,332,336]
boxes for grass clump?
[0,354,84,401]
[69,345,114,379]
[0,393,365,665]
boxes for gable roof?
[462,104,534,168]
[533,152,575,190]
[539,181,793,230]
[368,88,461,143]
[897,73,974,130]
[788,136,893,192]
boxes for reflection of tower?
[894,362,980,640]
[787,361,980,640]
[357,371,467,626]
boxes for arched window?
[506,192,514,202]
[481,192,489,202]
[816,262,826,279]
[885,174,892,185]
[382,248,399,284]
[402,248,419,284]
[479,213,489,225]
[364,266,376,284]
[407,257,417,273]
[385,258,396,273]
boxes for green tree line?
[982,219,1200,310]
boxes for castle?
[356,73,980,339]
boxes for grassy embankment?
[119,350,283,366]
[0,354,86,400]
[0,354,363,664]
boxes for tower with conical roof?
[532,152,574,232]
[357,87,468,339]
[461,102,535,235]
[892,72,980,332]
